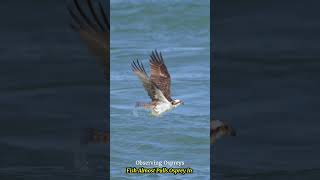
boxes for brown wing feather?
[68,0,109,80]
[149,50,172,102]
[131,60,158,101]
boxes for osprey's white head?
[171,99,184,108]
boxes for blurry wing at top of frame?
[67,0,109,80]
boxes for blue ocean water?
[110,0,210,179]
[0,1,108,179]
[212,0,320,179]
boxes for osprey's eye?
[172,101,178,105]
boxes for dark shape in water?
[82,128,109,144]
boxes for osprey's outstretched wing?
[149,50,172,102]
[131,60,158,101]
[67,0,109,79]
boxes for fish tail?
[135,102,153,109]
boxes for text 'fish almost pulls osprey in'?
[131,50,184,116]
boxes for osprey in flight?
[131,50,184,116]
[68,0,109,144]
[67,0,109,80]
[211,119,236,144]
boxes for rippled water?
[212,0,320,179]
[110,0,210,179]
[0,1,108,179]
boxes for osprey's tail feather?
[135,102,154,109]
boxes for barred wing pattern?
[68,0,109,79]
[131,60,157,101]
[149,50,172,102]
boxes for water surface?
[111,0,210,179]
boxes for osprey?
[211,119,236,144]
[68,0,110,144]
[67,0,109,80]
[131,50,184,116]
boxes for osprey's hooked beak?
[180,101,184,105]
